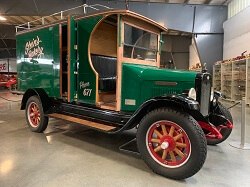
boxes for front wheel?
[137,108,207,180]
[25,96,49,133]
[207,102,233,145]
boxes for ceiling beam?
[43,17,50,24]
[51,15,59,21]
[5,16,22,24]
[32,0,40,13]
[204,0,213,4]
[0,33,12,56]
[178,31,183,35]
[0,20,17,25]
[222,0,232,5]
[0,48,16,51]
[0,37,15,40]
[31,16,50,25]
[18,16,30,23]
[31,16,42,24]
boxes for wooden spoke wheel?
[146,121,191,168]
[28,102,41,127]
[137,108,207,180]
[25,96,48,133]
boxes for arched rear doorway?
[89,15,118,110]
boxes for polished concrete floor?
[0,89,250,187]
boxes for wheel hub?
[146,121,191,168]
[160,141,169,149]
[160,136,175,151]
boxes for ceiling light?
[0,16,7,21]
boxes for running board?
[48,113,116,131]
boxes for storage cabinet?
[213,64,221,91]
[213,59,250,105]
[221,62,232,99]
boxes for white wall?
[223,6,250,60]
[189,39,201,68]
[228,0,250,18]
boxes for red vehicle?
[5,77,17,89]
[0,75,17,89]
[0,74,8,87]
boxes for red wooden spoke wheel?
[27,102,41,127]
[25,96,49,133]
[146,121,191,168]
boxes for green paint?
[17,25,60,98]
[76,16,103,104]
[69,16,76,102]
[16,13,199,113]
[121,63,198,111]
[52,26,60,98]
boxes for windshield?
[123,24,158,62]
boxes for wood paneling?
[48,113,116,131]
[99,92,116,103]
[123,15,161,35]
[116,15,123,111]
[90,22,117,57]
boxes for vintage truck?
[16,9,233,179]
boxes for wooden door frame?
[116,15,161,111]
[116,14,123,111]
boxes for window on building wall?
[123,24,158,62]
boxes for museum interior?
[0,0,249,186]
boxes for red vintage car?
[0,75,17,89]
[5,77,17,89]
[0,74,8,87]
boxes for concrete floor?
[0,89,250,187]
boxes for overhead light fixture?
[0,16,7,21]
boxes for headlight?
[213,97,217,106]
[210,87,214,101]
[188,88,196,100]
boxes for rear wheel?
[25,96,48,133]
[137,108,207,180]
[207,102,233,145]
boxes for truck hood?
[123,63,198,82]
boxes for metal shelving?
[213,59,250,105]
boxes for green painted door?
[76,16,103,105]
[68,16,77,102]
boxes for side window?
[123,24,158,62]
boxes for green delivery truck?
[16,9,233,179]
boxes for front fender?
[123,94,200,130]
[210,90,224,112]
[214,90,225,99]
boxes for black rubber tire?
[207,102,233,145]
[137,108,207,180]
[25,95,49,133]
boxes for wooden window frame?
[121,20,161,68]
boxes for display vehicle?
[16,9,233,179]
